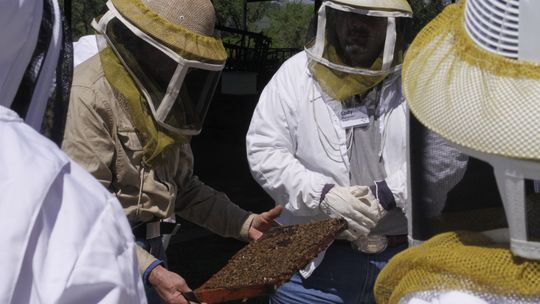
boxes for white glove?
[350,185,387,227]
[319,186,377,241]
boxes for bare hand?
[248,205,283,241]
[148,265,200,304]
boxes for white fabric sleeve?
[386,160,408,210]
[246,65,334,213]
[47,163,146,303]
[52,164,146,303]
[0,110,145,303]
[57,201,147,303]
[8,165,145,303]
[382,101,408,210]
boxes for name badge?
[340,106,370,128]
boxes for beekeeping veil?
[93,0,226,138]
[305,0,412,100]
[404,0,540,261]
[0,0,72,144]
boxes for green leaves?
[61,0,107,40]
[214,0,312,49]
[65,0,313,49]
[265,2,312,48]
[407,0,445,43]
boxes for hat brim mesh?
[402,1,540,160]
[112,0,227,63]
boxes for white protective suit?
[73,35,99,67]
[246,51,407,227]
[0,106,146,303]
[0,0,145,302]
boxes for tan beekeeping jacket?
[62,55,254,274]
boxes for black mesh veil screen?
[409,113,507,241]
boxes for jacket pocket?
[117,129,143,151]
[114,129,144,185]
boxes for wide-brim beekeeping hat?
[93,0,227,136]
[403,0,540,261]
[403,0,540,160]
[141,0,215,37]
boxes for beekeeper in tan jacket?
[62,0,281,303]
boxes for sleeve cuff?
[143,259,165,286]
[320,184,335,203]
[239,213,257,242]
[370,180,396,210]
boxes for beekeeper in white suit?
[0,0,145,302]
[246,0,413,302]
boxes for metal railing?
[216,25,300,75]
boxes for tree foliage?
[65,0,313,48]
[61,0,107,40]
[64,0,447,49]
[214,1,278,31]
[406,0,445,42]
[265,2,313,49]
[214,0,313,49]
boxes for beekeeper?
[61,0,281,303]
[375,0,540,303]
[246,0,413,302]
[0,0,145,302]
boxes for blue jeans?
[137,237,167,304]
[270,241,407,304]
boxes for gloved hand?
[319,186,377,241]
[350,185,387,227]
